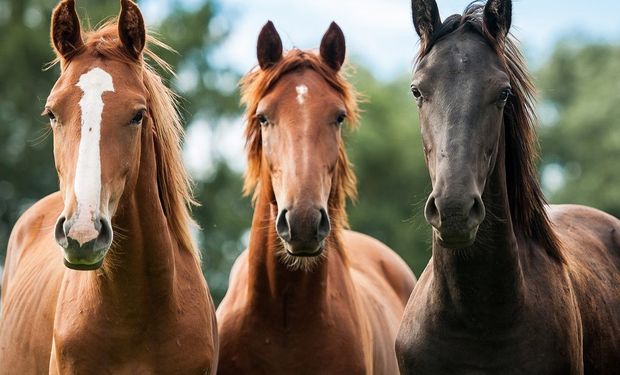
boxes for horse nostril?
[468,196,486,226]
[276,209,291,242]
[54,216,68,248]
[96,218,113,249]
[424,195,441,228]
[316,208,330,242]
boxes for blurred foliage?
[195,162,250,302]
[538,41,620,217]
[1,0,618,305]
[347,67,432,274]
[154,0,240,119]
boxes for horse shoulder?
[342,230,416,306]
[548,203,620,277]
[217,249,261,374]
[2,192,63,289]
[549,204,620,254]
[0,192,64,373]
[342,230,415,374]
[217,249,249,331]
[547,204,620,370]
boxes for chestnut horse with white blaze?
[0,1,217,372]
[397,0,620,373]
[216,22,416,374]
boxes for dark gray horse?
[397,0,620,373]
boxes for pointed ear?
[319,22,346,72]
[257,21,283,70]
[484,0,512,39]
[51,0,84,59]
[118,0,146,59]
[411,0,441,46]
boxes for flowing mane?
[240,49,359,231]
[416,3,564,262]
[60,21,200,261]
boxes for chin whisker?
[276,244,326,272]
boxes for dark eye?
[498,88,512,103]
[411,85,422,99]
[43,109,57,126]
[257,114,269,127]
[130,110,145,125]
[335,113,346,126]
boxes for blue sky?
[200,0,620,80]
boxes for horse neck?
[246,188,348,316]
[88,123,180,311]
[432,126,525,322]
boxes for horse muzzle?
[55,214,113,270]
[276,206,330,257]
[425,193,485,249]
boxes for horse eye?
[43,109,57,126]
[411,86,422,99]
[336,113,346,126]
[499,88,512,102]
[257,114,269,127]
[130,110,145,125]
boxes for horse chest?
[220,338,368,375]
[219,309,369,375]
[51,313,216,374]
[397,297,581,374]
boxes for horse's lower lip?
[435,229,476,249]
[63,258,104,270]
[285,246,323,257]
[62,245,108,270]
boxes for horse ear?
[319,22,346,72]
[411,0,441,46]
[257,21,283,70]
[484,0,512,39]
[51,0,84,59]
[118,0,146,59]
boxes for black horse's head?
[411,0,513,248]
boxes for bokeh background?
[1,0,619,304]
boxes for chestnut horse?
[397,0,620,373]
[217,22,416,374]
[0,1,217,373]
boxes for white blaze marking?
[71,67,114,243]
[296,84,308,105]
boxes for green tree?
[195,162,250,303]
[347,66,432,275]
[537,40,620,217]
[154,1,249,302]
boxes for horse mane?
[240,49,359,231]
[67,21,200,262]
[417,3,564,262]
